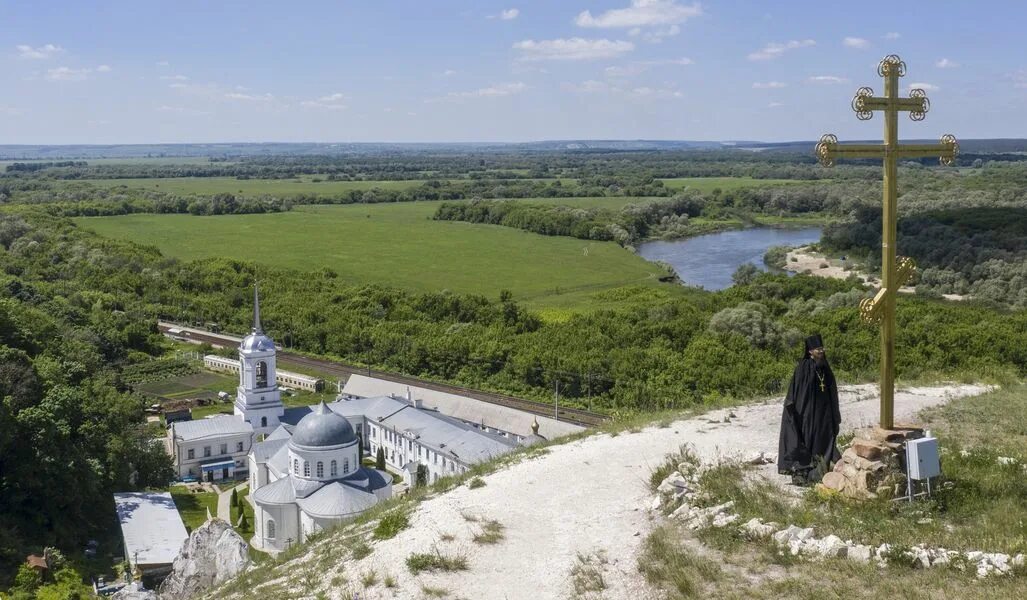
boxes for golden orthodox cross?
[815,55,958,430]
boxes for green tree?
[416,464,428,487]
[376,447,386,471]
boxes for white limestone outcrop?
[158,519,251,600]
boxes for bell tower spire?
[253,283,263,334]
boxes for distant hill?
[2,139,1026,159]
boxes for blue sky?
[2,1,1024,144]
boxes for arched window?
[266,520,276,540]
[343,458,350,474]
[316,461,324,478]
[293,458,299,475]
[330,460,337,477]
[303,461,310,477]
[261,416,268,428]
[256,361,268,388]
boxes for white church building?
[170,287,538,552]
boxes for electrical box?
[906,437,940,480]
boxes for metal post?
[881,67,898,431]
[554,379,559,421]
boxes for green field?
[59,175,802,200]
[76,202,670,312]
[75,176,428,196]
[659,176,809,190]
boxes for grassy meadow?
[64,175,804,199]
[75,202,673,313]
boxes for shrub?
[373,511,410,540]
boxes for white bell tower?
[234,284,284,436]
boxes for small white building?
[168,415,254,481]
[113,492,189,583]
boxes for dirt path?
[315,383,987,600]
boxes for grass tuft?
[472,520,505,545]
[373,510,410,540]
[406,549,469,574]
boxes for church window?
[293,459,299,475]
[256,361,268,388]
[220,443,228,455]
[203,446,211,458]
[344,458,349,474]
[330,460,337,477]
[237,442,244,452]
[303,461,310,477]
[261,417,267,428]
[187,448,195,460]
[316,462,324,478]
[266,520,276,540]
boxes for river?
[638,227,823,290]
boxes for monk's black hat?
[804,334,824,352]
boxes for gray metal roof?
[172,415,252,442]
[381,406,516,462]
[290,401,356,448]
[295,482,379,518]
[113,492,189,567]
[239,332,275,352]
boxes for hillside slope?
[220,383,987,600]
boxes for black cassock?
[777,354,842,476]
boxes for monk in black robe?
[778,334,842,484]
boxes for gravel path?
[320,383,988,600]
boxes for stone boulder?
[158,518,251,600]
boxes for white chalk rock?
[158,518,251,600]
[996,456,1017,465]
[657,472,689,495]
[816,535,848,559]
[650,496,664,511]
[712,513,739,528]
[847,544,873,563]
[741,518,776,539]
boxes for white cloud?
[605,57,692,77]
[907,82,939,92]
[768,102,784,108]
[563,80,681,98]
[160,75,189,81]
[748,39,815,61]
[156,60,170,67]
[564,80,618,93]
[575,1,702,29]
[808,75,849,84]
[44,64,113,81]
[936,58,959,69]
[16,44,63,59]
[639,24,680,43]
[1013,71,1027,89]
[156,105,209,116]
[630,86,682,98]
[884,32,901,40]
[445,82,526,99]
[300,93,348,110]
[224,92,275,102]
[0,105,23,116]
[513,38,634,61]
[488,8,519,20]
[843,37,869,49]
[752,81,786,89]
[442,69,457,76]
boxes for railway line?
[159,321,611,428]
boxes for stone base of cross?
[815,55,957,429]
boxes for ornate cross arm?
[816,133,958,166]
[859,256,917,323]
[852,87,930,121]
[896,134,959,165]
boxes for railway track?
[159,322,611,428]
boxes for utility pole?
[554,379,560,421]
